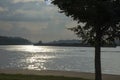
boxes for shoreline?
[0,69,120,80]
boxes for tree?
[52,0,120,80]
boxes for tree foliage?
[52,1,120,80]
[52,0,120,46]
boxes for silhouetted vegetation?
[0,74,89,80]
[35,39,116,47]
[0,36,32,45]
[34,40,85,47]
[52,0,120,80]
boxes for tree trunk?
[95,27,102,80]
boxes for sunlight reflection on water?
[23,55,55,70]
[4,45,56,53]
[2,45,56,70]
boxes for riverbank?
[0,69,120,80]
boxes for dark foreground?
[0,69,120,80]
[0,74,89,80]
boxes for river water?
[0,45,120,75]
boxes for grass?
[0,74,90,80]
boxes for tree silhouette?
[52,0,120,80]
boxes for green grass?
[0,74,90,80]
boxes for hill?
[0,36,32,45]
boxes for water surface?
[0,45,120,75]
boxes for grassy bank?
[0,74,90,80]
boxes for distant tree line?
[0,36,31,45]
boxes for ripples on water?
[0,45,120,75]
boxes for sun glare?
[14,45,56,70]
[5,45,56,53]
[23,45,40,53]
[14,45,55,53]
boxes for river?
[0,45,120,75]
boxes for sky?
[0,0,78,42]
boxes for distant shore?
[0,69,120,80]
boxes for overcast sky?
[0,0,78,42]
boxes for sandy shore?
[0,69,120,80]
